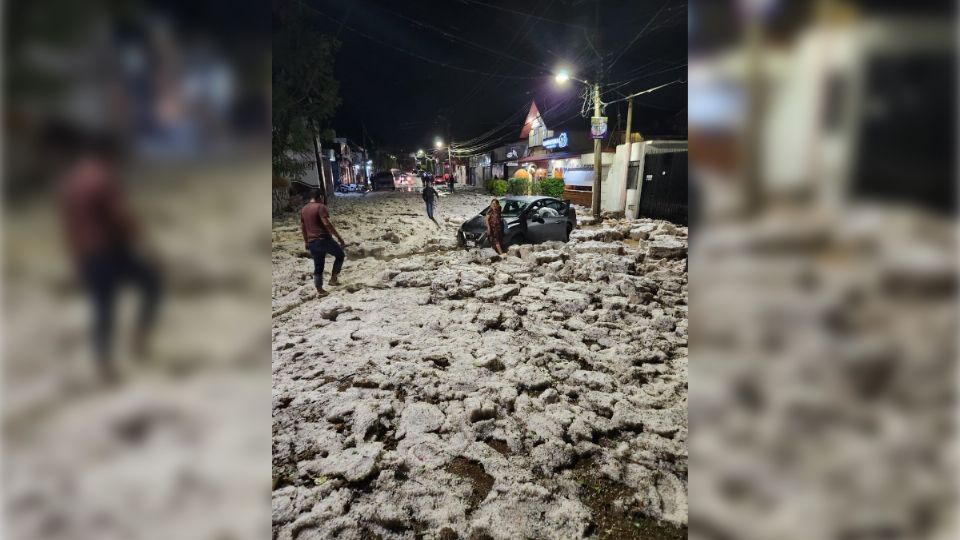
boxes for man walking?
[59,133,162,382]
[301,189,346,297]
[422,183,440,227]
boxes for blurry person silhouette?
[58,132,162,383]
[421,183,440,227]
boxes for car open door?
[524,201,566,243]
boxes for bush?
[539,177,565,198]
[489,179,508,196]
[507,177,530,195]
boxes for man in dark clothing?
[449,172,455,193]
[301,189,346,297]
[422,183,440,226]
[60,136,162,382]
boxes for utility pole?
[591,82,602,219]
[618,98,634,216]
[311,120,326,202]
[591,0,603,220]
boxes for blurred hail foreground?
[689,1,956,540]
[4,2,271,540]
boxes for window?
[499,199,530,217]
[543,199,566,213]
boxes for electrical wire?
[302,2,545,80]
[606,1,685,74]
[599,79,686,108]
[458,0,592,30]
[378,5,550,72]
[443,0,559,116]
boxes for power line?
[606,1,684,74]
[444,0,559,116]
[378,5,550,72]
[459,0,593,30]
[600,79,686,108]
[302,2,545,80]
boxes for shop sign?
[591,117,608,139]
[506,148,520,159]
[543,132,569,149]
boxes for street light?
[434,139,443,148]
[553,67,603,219]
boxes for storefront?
[468,153,491,187]
[517,129,590,178]
[491,141,527,180]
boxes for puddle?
[484,439,512,457]
[573,460,686,540]
[447,457,494,510]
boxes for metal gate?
[638,152,688,225]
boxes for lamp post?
[435,138,453,186]
[556,69,602,219]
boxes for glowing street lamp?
[434,139,443,148]
[554,69,570,83]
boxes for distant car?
[371,171,396,191]
[457,196,577,248]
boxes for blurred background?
[688,1,956,539]
[4,1,271,539]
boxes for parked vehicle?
[457,196,577,248]
[371,171,397,191]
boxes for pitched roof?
[519,101,541,139]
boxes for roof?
[502,195,551,202]
[518,101,541,139]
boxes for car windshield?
[498,199,529,217]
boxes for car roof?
[501,195,555,202]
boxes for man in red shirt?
[300,189,346,297]
[59,135,161,382]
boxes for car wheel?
[457,231,467,249]
[565,224,572,242]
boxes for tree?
[272,0,341,184]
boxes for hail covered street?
[271,188,689,540]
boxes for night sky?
[303,0,687,155]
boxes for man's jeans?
[81,246,161,366]
[425,200,434,220]
[308,237,345,288]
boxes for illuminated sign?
[543,132,569,149]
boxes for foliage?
[529,180,540,196]
[489,179,508,197]
[539,177,566,198]
[507,177,530,196]
[272,1,341,182]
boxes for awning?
[518,151,577,163]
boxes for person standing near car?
[486,198,504,254]
[421,183,440,227]
[300,189,346,297]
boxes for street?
[271,189,688,539]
